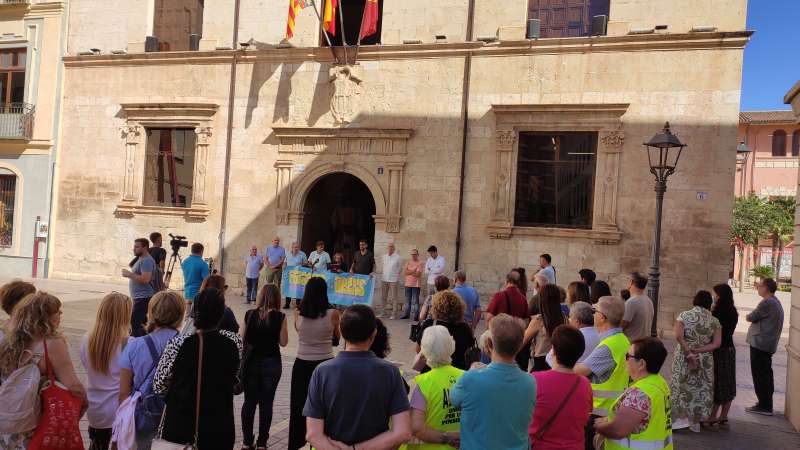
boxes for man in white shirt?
[379,242,403,319]
[308,240,332,273]
[536,253,556,285]
[424,245,446,300]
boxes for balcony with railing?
[0,103,34,139]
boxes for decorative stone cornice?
[114,204,210,220]
[62,31,752,68]
[120,103,219,122]
[273,127,413,156]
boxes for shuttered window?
[143,129,196,207]
[772,130,787,157]
[528,0,610,38]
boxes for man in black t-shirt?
[148,232,167,291]
[350,239,375,275]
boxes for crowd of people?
[0,234,787,450]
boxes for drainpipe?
[453,0,475,270]
[43,0,70,278]
[218,0,242,274]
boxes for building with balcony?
[51,0,748,336]
[0,0,65,276]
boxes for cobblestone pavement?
[1,276,798,449]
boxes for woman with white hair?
[408,325,463,449]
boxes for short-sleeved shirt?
[538,265,556,285]
[529,370,592,449]
[130,255,156,299]
[351,250,375,275]
[308,250,332,272]
[119,328,179,395]
[425,255,446,285]
[181,255,209,301]
[148,247,167,267]
[381,253,402,283]
[244,255,262,279]
[622,294,654,341]
[285,250,307,267]
[303,351,410,446]
[454,284,480,324]
[80,336,124,429]
[404,260,424,288]
[265,245,286,267]
[487,287,529,320]
[582,328,624,384]
[450,362,536,450]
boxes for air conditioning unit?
[189,34,201,51]
[591,15,609,36]
[526,19,541,39]
[145,36,159,52]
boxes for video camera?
[169,233,189,253]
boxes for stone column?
[274,160,294,225]
[488,129,517,238]
[594,128,625,229]
[193,127,212,207]
[385,162,405,233]
[121,125,141,203]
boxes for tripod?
[164,249,183,289]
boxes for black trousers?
[241,356,282,447]
[130,297,151,337]
[287,358,329,450]
[531,355,551,372]
[750,346,774,410]
[88,427,112,450]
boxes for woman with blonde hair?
[414,290,474,372]
[199,274,239,333]
[119,290,185,450]
[240,284,289,450]
[0,292,87,449]
[80,292,132,449]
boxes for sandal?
[718,419,729,428]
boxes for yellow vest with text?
[605,374,673,450]
[591,332,630,416]
[405,365,464,450]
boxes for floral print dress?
[669,306,720,421]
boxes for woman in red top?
[528,325,593,450]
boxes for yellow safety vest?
[405,365,464,450]
[591,332,630,416]
[605,374,673,450]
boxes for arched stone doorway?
[300,172,376,268]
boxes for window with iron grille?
[143,129,195,207]
[514,132,597,228]
[772,130,787,157]
[528,0,609,38]
[0,174,16,247]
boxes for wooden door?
[154,0,204,51]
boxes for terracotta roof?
[739,110,797,125]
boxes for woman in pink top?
[401,248,424,320]
[529,325,593,450]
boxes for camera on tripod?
[169,233,188,253]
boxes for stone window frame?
[115,102,217,220]
[487,103,628,244]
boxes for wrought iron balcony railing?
[0,103,35,139]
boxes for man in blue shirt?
[283,241,307,309]
[244,245,263,304]
[264,236,286,289]
[451,313,536,450]
[181,242,209,305]
[453,270,480,329]
[122,238,155,337]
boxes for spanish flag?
[359,0,379,40]
[323,0,337,36]
[286,0,302,39]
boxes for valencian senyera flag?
[285,0,308,39]
[323,0,338,36]
[359,0,379,40]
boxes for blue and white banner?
[281,265,375,306]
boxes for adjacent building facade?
[785,79,800,431]
[0,0,66,277]
[50,0,749,334]
[735,110,800,281]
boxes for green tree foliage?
[765,196,795,277]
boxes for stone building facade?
[784,79,800,431]
[51,0,749,333]
[0,1,66,277]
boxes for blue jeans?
[404,287,420,319]
[242,356,282,447]
[246,277,259,302]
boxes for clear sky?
[740,0,800,111]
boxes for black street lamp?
[643,122,687,337]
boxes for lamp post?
[643,122,687,337]
[736,141,752,197]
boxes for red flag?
[359,0,379,40]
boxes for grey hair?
[569,301,594,326]
[478,330,492,353]
[420,325,455,368]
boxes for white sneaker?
[689,423,701,433]
[672,417,690,430]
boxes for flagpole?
[309,0,338,63]
[337,0,349,64]
[354,1,366,63]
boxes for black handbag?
[233,311,256,395]
[409,321,422,342]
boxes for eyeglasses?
[625,353,641,361]
[592,307,607,318]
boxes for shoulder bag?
[136,332,176,431]
[0,348,41,433]
[234,311,256,395]
[533,376,582,442]
[151,332,204,450]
